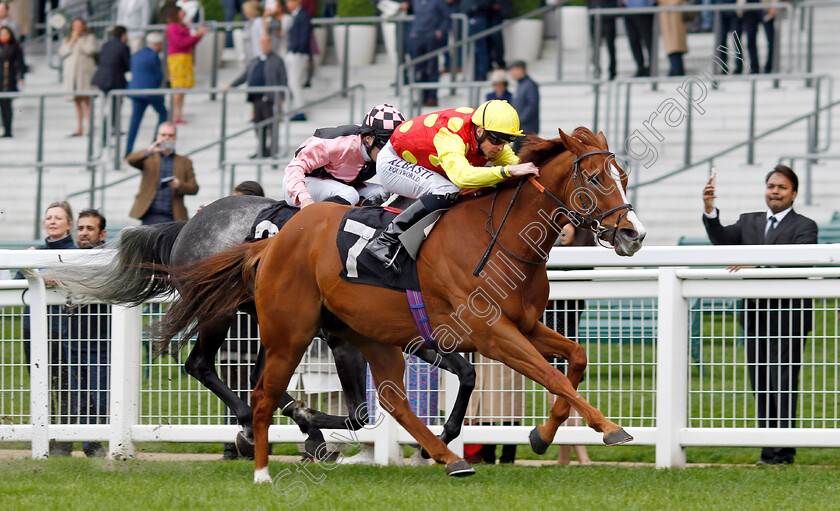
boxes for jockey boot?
[365,200,432,273]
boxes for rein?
[472,150,634,276]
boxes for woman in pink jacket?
[164,4,208,124]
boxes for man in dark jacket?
[509,60,539,152]
[226,34,287,158]
[285,0,311,121]
[92,26,131,139]
[702,165,818,466]
[406,0,450,107]
[126,32,167,155]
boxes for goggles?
[485,131,517,145]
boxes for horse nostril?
[620,228,638,241]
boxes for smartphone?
[710,166,717,181]
[160,176,175,184]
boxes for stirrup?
[383,246,402,274]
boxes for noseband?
[474,150,633,275]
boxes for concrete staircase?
[2,5,839,245]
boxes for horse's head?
[522,128,646,256]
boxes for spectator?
[71,209,110,458]
[623,0,654,77]
[714,0,743,74]
[0,2,21,41]
[487,0,510,72]
[226,34,287,159]
[485,68,511,102]
[660,0,687,75]
[264,0,291,56]
[127,121,199,225]
[406,0,451,108]
[441,0,462,74]
[0,26,25,138]
[240,1,265,65]
[233,180,265,197]
[178,0,204,24]
[464,355,524,465]
[165,4,209,124]
[154,0,178,24]
[702,165,817,465]
[462,0,494,81]
[126,32,167,155]
[546,222,594,466]
[738,0,775,73]
[285,0,312,122]
[19,201,77,456]
[117,0,152,54]
[92,26,131,138]
[222,0,245,47]
[509,60,538,153]
[58,18,97,137]
[587,0,617,80]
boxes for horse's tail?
[44,221,187,306]
[151,239,271,355]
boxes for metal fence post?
[23,272,49,459]
[747,80,757,164]
[34,96,45,240]
[655,267,688,468]
[685,81,693,166]
[373,397,402,466]
[109,304,141,460]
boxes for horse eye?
[589,174,600,185]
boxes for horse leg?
[523,322,629,453]
[356,340,474,477]
[412,348,475,458]
[183,313,257,448]
[468,319,630,451]
[278,333,370,461]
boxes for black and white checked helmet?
[362,104,405,147]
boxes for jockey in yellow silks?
[365,100,540,271]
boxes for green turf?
[0,459,838,511]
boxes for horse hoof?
[305,439,339,463]
[254,467,272,484]
[529,427,550,455]
[604,428,633,446]
[445,459,475,477]
[236,431,255,459]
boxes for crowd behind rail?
[0,0,837,469]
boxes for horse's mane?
[517,127,602,168]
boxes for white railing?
[1,246,839,468]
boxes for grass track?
[1,459,839,511]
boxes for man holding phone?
[127,121,200,225]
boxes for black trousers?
[590,17,616,79]
[624,14,654,75]
[741,12,776,73]
[742,298,811,462]
[0,98,13,136]
[252,99,275,157]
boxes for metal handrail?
[625,97,840,207]
[587,2,795,80]
[65,84,366,204]
[609,72,832,170]
[396,3,564,97]
[795,0,840,74]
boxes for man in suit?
[126,32,167,155]
[285,0,312,122]
[92,26,131,139]
[509,60,539,153]
[226,34,287,158]
[702,165,818,465]
[127,121,199,224]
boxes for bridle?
[473,150,634,276]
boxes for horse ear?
[558,128,584,156]
[596,131,609,150]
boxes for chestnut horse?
[155,128,646,481]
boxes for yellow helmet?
[471,100,524,137]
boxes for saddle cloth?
[337,207,421,292]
